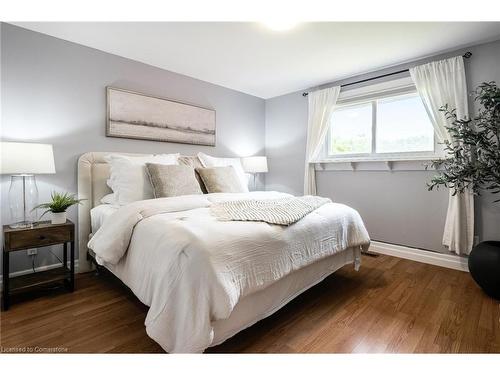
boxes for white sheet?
[90,204,118,233]
[88,191,370,353]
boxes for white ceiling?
[12,22,500,99]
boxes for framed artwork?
[106,87,216,146]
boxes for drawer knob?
[39,235,46,240]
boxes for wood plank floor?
[1,254,499,353]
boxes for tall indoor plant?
[428,81,500,299]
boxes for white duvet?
[88,191,370,353]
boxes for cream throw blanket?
[211,196,331,225]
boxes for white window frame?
[319,76,444,163]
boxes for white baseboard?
[0,261,79,291]
[369,241,469,272]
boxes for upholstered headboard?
[77,152,147,272]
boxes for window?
[376,94,434,154]
[325,79,439,161]
[329,102,372,155]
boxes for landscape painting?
[106,87,216,146]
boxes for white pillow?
[197,152,249,192]
[100,193,116,205]
[105,153,179,205]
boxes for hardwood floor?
[1,254,499,353]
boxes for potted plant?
[428,81,500,299]
[34,191,85,225]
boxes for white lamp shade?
[0,142,56,174]
[241,156,268,173]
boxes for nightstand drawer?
[7,225,72,250]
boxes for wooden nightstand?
[2,220,75,311]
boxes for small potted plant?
[34,191,85,224]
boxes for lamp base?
[9,221,38,229]
[8,174,39,227]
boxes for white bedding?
[90,204,118,233]
[88,191,370,353]
[211,247,359,346]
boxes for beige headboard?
[77,151,153,272]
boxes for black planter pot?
[468,241,500,300]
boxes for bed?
[78,152,370,353]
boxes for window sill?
[316,155,443,163]
[313,156,443,171]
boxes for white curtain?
[304,86,341,195]
[410,56,474,255]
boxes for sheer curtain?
[410,56,474,255]
[304,86,340,195]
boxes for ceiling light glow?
[261,21,298,31]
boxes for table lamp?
[0,142,56,228]
[241,156,268,190]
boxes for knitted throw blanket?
[210,196,332,226]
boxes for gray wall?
[1,23,265,273]
[266,38,500,252]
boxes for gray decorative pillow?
[178,155,207,193]
[195,166,246,193]
[146,163,203,198]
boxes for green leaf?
[32,191,86,218]
[428,81,500,204]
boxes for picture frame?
[106,87,216,146]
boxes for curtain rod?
[302,52,472,97]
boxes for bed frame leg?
[87,250,102,276]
